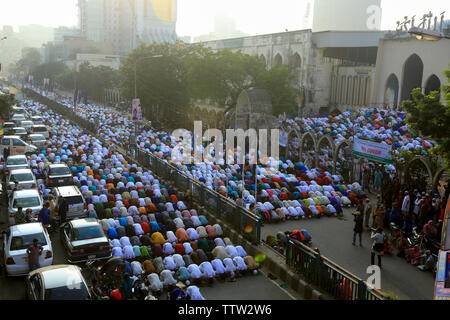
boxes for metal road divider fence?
[285,238,385,300]
[22,87,388,300]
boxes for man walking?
[352,211,364,246]
[58,198,68,225]
[370,228,385,268]
[39,203,51,232]
[26,239,43,272]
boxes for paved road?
[0,87,296,300]
[0,225,296,300]
[261,204,435,300]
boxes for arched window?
[273,53,283,67]
[424,74,441,95]
[400,54,424,101]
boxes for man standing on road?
[26,239,43,272]
[58,198,68,225]
[364,199,373,229]
[352,211,364,246]
[14,207,26,225]
[370,228,385,269]
[38,203,51,231]
[3,145,10,162]
[401,191,410,217]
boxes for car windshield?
[33,127,47,132]
[13,196,40,208]
[11,172,34,182]
[71,226,104,241]
[44,284,90,300]
[31,136,45,141]
[65,196,83,205]
[49,167,70,176]
[7,158,27,166]
[15,129,26,133]
[10,233,47,251]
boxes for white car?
[6,168,38,196]
[4,155,30,175]
[11,113,26,125]
[27,134,47,148]
[2,223,53,276]
[8,189,43,225]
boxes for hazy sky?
[0,0,448,37]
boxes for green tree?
[402,68,450,167]
[56,63,119,102]
[32,61,67,84]
[13,47,42,77]
[120,42,189,121]
[254,64,299,116]
[0,93,16,119]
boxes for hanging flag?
[74,88,78,104]
[78,91,82,104]
[84,93,88,105]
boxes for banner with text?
[352,137,392,164]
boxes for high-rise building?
[78,0,177,57]
[312,0,382,32]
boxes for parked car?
[26,265,91,300]
[27,134,47,148]
[3,122,16,135]
[4,155,29,175]
[8,189,43,225]
[12,127,28,138]
[1,136,37,156]
[11,113,26,125]
[31,116,43,125]
[31,125,49,139]
[60,218,111,263]
[44,164,73,187]
[1,222,53,276]
[49,186,87,221]
[6,168,37,196]
[20,121,34,133]
[11,106,25,116]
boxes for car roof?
[12,189,40,198]
[4,121,15,124]
[10,168,33,174]
[32,124,46,127]
[3,135,22,140]
[10,222,44,235]
[70,218,99,229]
[13,127,26,130]
[29,134,45,138]
[31,265,84,288]
[49,163,68,168]
[7,155,27,159]
[31,116,42,118]
[56,186,81,197]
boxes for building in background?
[78,0,177,57]
[17,25,55,48]
[42,36,113,65]
[194,13,248,42]
[66,53,120,71]
[54,27,81,42]
[312,0,382,32]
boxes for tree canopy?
[119,42,299,123]
[402,68,450,167]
